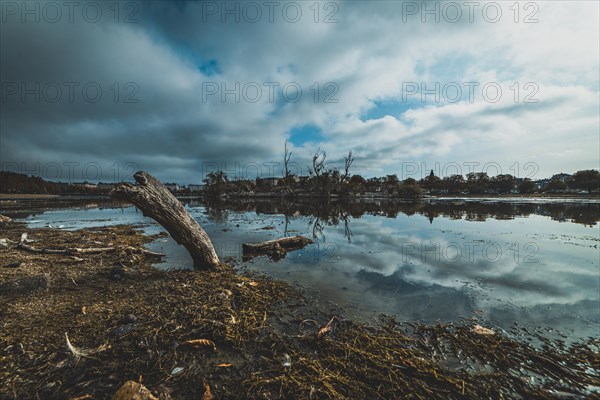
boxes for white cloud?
[1,0,598,182]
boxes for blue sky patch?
[288,124,324,146]
[360,98,421,121]
[199,59,221,76]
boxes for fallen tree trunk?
[110,171,221,270]
[243,236,313,260]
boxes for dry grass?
[0,222,598,399]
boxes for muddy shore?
[0,220,598,399]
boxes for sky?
[1,0,599,184]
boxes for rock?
[112,381,158,400]
[112,323,136,338]
[3,262,22,268]
[110,266,125,281]
[472,324,495,336]
[0,273,49,294]
[122,314,138,324]
[0,214,11,227]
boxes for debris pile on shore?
[0,221,598,399]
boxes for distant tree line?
[198,144,600,198]
[0,171,107,195]
[1,162,598,197]
[411,169,600,195]
[202,169,598,198]
[199,147,598,198]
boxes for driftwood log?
[110,171,221,270]
[17,243,113,255]
[243,236,313,260]
[16,242,164,258]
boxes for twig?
[65,332,109,359]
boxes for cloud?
[1,0,598,183]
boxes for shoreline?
[0,194,64,199]
[0,220,598,399]
[1,192,598,201]
[0,194,110,200]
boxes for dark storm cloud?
[0,3,282,183]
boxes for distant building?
[256,177,279,187]
[70,182,97,190]
[188,184,204,193]
[275,175,301,184]
[97,182,115,190]
[297,176,310,186]
[163,183,181,192]
[551,173,571,182]
[534,179,549,190]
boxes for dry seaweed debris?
[1,222,599,399]
[245,317,600,400]
[0,222,292,399]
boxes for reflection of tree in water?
[202,199,230,223]
[425,210,438,224]
[284,214,290,237]
[309,217,326,242]
[543,203,600,227]
[342,213,353,243]
[307,214,353,243]
[198,198,599,228]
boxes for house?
[97,182,115,190]
[551,173,571,182]
[534,179,550,190]
[164,183,181,192]
[256,177,279,187]
[70,182,97,190]
[188,184,204,193]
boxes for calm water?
[2,197,599,341]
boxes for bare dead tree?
[312,148,327,177]
[342,150,354,182]
[284,140,292,179]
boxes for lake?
[2,196,599,342]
